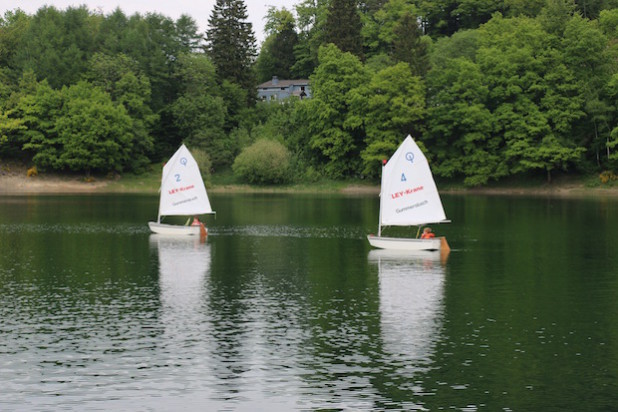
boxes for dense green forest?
[1,0,618,185]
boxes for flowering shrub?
[599,171,618,184]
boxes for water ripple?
[213,224,367,240]
[0,223,150,235]
[0,223,368,239]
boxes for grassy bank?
[103,167,380,195]
[3,160,618,197]
[50,169,618,197]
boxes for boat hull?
[148,222,206,236]
[367,235,445,251]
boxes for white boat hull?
[148,222,206,236]
[367,235,445,251]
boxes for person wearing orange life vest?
[420,227,435,239]
[190,216,208,239]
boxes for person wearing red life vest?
[420,227,435,239]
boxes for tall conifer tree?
[271,22,299,79]
[205,0,257,101]
[392,12,429,77]
[324,0,364,59]
[256,8,299,82]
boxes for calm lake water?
[0,193,617,411]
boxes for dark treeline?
[1,0,618,185]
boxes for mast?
[377,204,382,237]
[378,159,386,237]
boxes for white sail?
[158,144,213,218]
[379,135,446,227]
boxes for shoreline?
[1,172,618,198]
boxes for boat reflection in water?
[149,235,211,332]
[368,249,447,378]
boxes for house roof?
[257,77,310,89]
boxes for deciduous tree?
[350,62,426,176]
[302,44,368,177]
[170,54,228,166]
[20,80,135,174]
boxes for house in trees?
[257,76,311,101]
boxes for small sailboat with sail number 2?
[148,144,215,236]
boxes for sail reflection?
[369,249,446,374]
[150,235,211,329]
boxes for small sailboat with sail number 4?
[367,135,450,251]
[148,144,215,236]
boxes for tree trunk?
[547,168,552,184]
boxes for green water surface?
[0,193,616,411]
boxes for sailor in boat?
[187,216,207,238]
[420,227,435,239]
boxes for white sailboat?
[148,144,215,235]
[367,135,450,251]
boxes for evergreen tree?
[291,0,329,78]
[270,18,299,80]
[256,8,299,82]
[324,0,364,59]
[255,36,278,83]
[205,0,257,101]
[175,15,202,53]
[391,12,429,77]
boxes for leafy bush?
[232,139,291,184]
